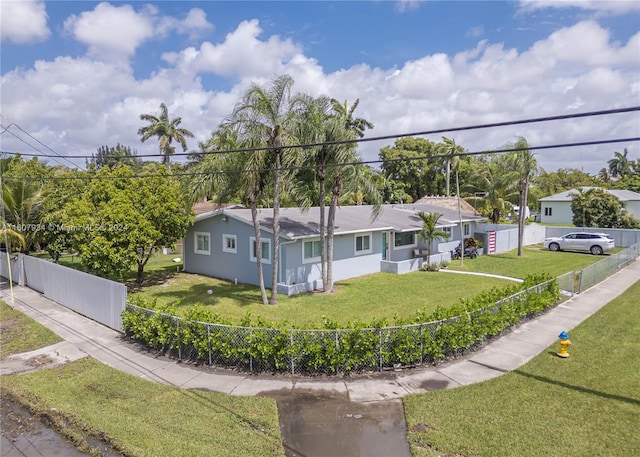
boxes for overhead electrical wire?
[1,106,638,161]
[0,122,81,170]
[2,136,638,182]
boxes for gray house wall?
[184,215,274,287]
[184,211,480,295]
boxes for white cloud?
[63,3,155,59]
[156,7,214,41]
[165,19,300,78]
[0,0,50,44]
[518,0,640,15]
[1,11,638,174]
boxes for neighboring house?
[183,202,485,295]
[540,188,640,225]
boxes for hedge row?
[122,274,561,375]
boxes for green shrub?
[121,275,560,374]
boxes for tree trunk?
[270,150,281,305]
[249,192,268,305]
[326,174,342,293]
[318,170,327,287]
[517,178,527,256]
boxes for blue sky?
[1,1,639,174]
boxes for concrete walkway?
[1,260,638,457]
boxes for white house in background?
[539,187,640,225]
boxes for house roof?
[197,204,485,240]
[413,196,479,215]
[193,201,243,215]
[540,187,640,202]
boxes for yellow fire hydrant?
[557,331,572,358]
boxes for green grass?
[448,245,614,279]
[403,280,640,457]
[2,358,285,457]
[31,251,183,286]
[0,301,62,357]
[130,271,512,327]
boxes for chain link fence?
[124,243,638,375]
[555,242,639,296]
[125,279,560,375]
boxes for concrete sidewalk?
[1,259,638,401]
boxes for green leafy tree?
[65,165,193,283]
[379,137,445,201]
[570,188,639,229]
[417,211,448,265]
[88,144,140,170]
[138,103,194,169]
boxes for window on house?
[355,233,372,255]
[250,237,271,264]
[544,207,552,216]
[222,234,237,253]
[464,224,470,236]
[194,232,210,255]
[303,239,322,263]
[442,226,452,237]
[394,232,416,248]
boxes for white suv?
[544,232,615,255]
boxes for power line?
[1,106,638,161]
[3,136,638,182]
[0,122,81,169]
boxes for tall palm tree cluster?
[182,75,379,304]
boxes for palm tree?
[469,155,516,224]
[508,138,537,256]
[416,211,448,266]
[138,102,194,169]
[1,177,45,252]
[607,149,631,180]
[329,98,373,138]
[225,75,298,304]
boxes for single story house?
[540,187,640,225]
[183,201,485,295]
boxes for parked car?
[543,232,615,255]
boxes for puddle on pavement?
[267,392,412,457]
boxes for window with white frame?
[250,237,271,264]
[303,239,322,263]
[442,226,452,237]
[544,207,552,216]
[394,232,416,248]
[464,224,470,236]
[354,232,372,255]
[194,232,210,255]
[222,234,237,253]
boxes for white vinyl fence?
[0,252,126,331]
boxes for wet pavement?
[272,393,411,457]
[0,394,90,457]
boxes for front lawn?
[404,280,640,457]
[0,301,62,358]
[130,271,512,327]
[448,245,614,278]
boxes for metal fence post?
[290,332,295,375]
[207,324,212,366]
[249,328,253,373]
[379,328,383,372]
